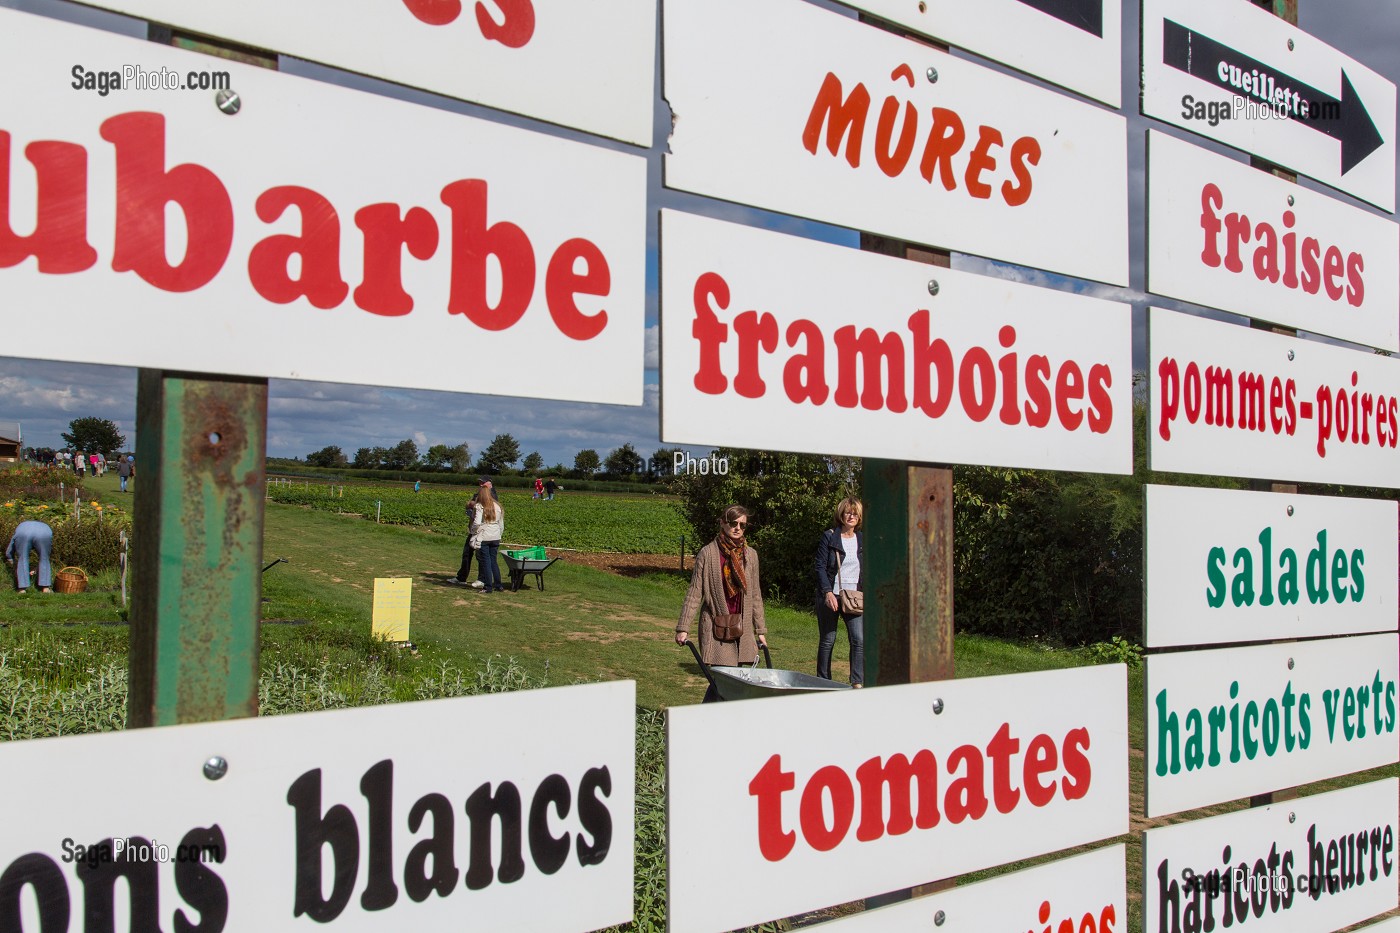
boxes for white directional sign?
[1145,485,1399,648]
[667,665,1129,933]
[664,0,1129,286]
[66,0,656,145]
[1142,0,1397,211]
[809,845,1125,933]
[1145,779,1398,933]
[1147,130,1399,352]
[830,0,1121,107]
[1145,634,1399,817]
[1148,308,1400,488]
[0,682,637,933]
[0,9,647,405]
[660,210,1134,474]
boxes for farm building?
[0,422,18,462]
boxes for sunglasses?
[725,520,748,529]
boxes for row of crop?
[265,484,689,553]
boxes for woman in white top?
[813,497,864,686]
[470,481,506,592]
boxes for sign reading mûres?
[64,0,655,145]
[1146,130,1399,352]
[660,211,1133,474]
[1144,485,1398,648]
[1145,634,1399,818]
[666,665,1129,933]
[804,844,1125,933]
[1144,779,1398,933]
[827,0,1121,107]
[0,9,646,405]
[663,0,1129,286]
[1148,308,1400,488]
[0,682,636,932]
[1141,0,1396,211]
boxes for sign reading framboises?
[0,9,647,405]
[666,665,1128,933]
[660,211,1133,474]
[0,682,636,932]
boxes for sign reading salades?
[660,211,1133,474]
[662,0,1129,286]
[1146,130,1399,352]
[1144,779,1398,933]
[1144,485,1398,648]
[65,0,655,145]
[828,0,1121,107]
[1141,0,1396,212]
[0,682,636,932]
[802,844,1124,933]
[0,9,646,405]
[1145,634,1399,818]
[666,665,1129,933]
[1148,308,1400,488]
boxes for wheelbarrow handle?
[760,642,773,669]
[681,638,718,694]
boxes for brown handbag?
[711,612,744,642]
[838,590,864,616]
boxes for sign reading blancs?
[0,9,647,405]
[0,683,635,932]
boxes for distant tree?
[448,443,472,473]
[62,417,125,455]
[650,447,682,478]
[385,439,420,470]
[478,433,521,473]
[573,448,600,476]
[306,445,347,468]
[522,451,544,473]
[353,446,386,469]
[423,443,453,471]
[604,443,644,478]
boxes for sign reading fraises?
[1145,634,1399,817]
[828,0,1121,106]
[666,665,1129,933]
[1141,0,1396,211]
[0,682,636,932]
[800,844,1125,932]
[64,0,655,145]
[1144,779,1398,933]
[1146,130,1399,352]
[660,211,1133,474]
[1148,308,1400,488]
[0,9,647,405]
[1144,485,1398,648]
[663,0,1129,286]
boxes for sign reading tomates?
[0,9,647,404]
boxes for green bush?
[0,465,78,501]
[0,513,128,575]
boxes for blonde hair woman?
[814,497,864,686]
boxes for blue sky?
[1,0,1396,466]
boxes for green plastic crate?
[505,546,547,561]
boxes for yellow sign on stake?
[371,577,412,642]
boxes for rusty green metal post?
[128,372,267,727]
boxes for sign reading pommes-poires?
[0,9,647,405]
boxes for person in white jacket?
[470,479,505,592]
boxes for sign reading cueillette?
[0,9,646,405]
[663,0,1129,286]
[1144,485,1398,648]
[1141,0,1396,211]
[660,210,1133,474]
[828,0,1121,107]
[1146,130,1399,352]
[0,682,636,932]
[1144,778,1398,933]
[666,665,1129,933]
[65,0,656,145]
[1145,634,1399,818]
[1148,308,1400,488]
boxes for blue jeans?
[477,540,503,591]
[816,599,864,686]
[8,521,53,590]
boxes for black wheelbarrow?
[502,547,560,591]
[682,639,852,701]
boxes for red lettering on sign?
[400,0,536,47]
[0,132,97,273]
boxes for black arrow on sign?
[1012,0,1102,37]
[1163,19,1383,174]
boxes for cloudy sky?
[1,0,1396,466]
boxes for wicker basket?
[54,566,88,594]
